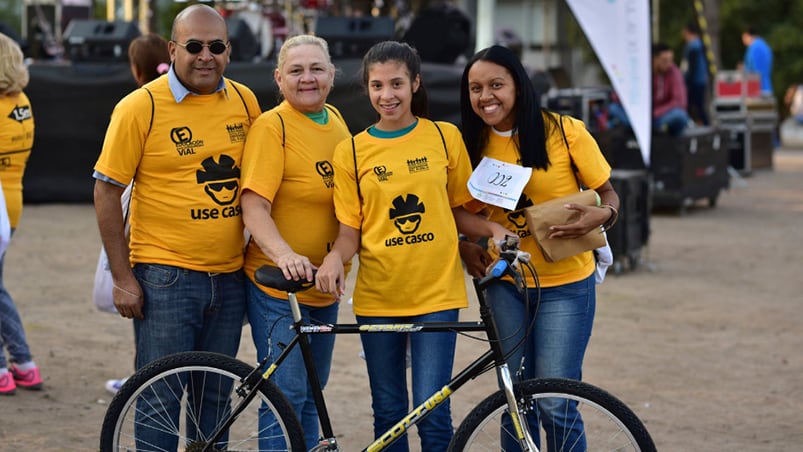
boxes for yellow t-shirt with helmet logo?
[241,101,352,307]
[479,112,611,287]
[94,77,261,272]
[332,119,474,317]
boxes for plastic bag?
[93,183,133,314]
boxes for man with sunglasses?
[92,4,260,449]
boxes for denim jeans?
[246,279,338,450]
[485,274,595,452]
[132,263,246,451]
[357,309,459,452]
[654,107,690,136]
[0,229,33,369]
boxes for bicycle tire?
[99,351,305,452]
[449,378,656,452]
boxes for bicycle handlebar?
[254,235,530,294]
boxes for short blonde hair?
[276,34,332,73]
[0,33,28,96]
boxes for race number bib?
[467,157,531,210]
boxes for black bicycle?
[100,237,656,451]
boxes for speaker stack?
[63,19,140,62]
[315,16,395,59]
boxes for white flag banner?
[565,0,652,166]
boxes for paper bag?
[524,190,607,262]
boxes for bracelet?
[600,204,619,232]
[113,284,142,299]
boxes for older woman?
[240,34,351,450]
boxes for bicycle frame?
[204,263,539,452]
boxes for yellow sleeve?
[332,136,362,230]
[241,111,285,202]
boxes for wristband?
[600,204,619,231]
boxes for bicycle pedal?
[310,438,338,451]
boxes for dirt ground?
[1,149,802,451]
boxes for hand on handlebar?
[458,239,493,278]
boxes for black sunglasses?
[175,40,229,55]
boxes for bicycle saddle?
[254,265,315,293]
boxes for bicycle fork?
[497,363,540,452]
[474,275,539,452]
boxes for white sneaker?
[105,378,127,395]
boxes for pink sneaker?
[10,364,43,390]
[0,372,16,395]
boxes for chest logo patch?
[8,105,31,123]
[171,126,204,156]
[316,160,334,188]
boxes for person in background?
[0,32,42,396]
[240,34,351,450]
[742,27,774,96]
[103,32,170,397]
[459,44,619,450]
[682,21,710,126]
[315,41,511,451]
[127,33,171,87]
[92,5,260,449]
[652,42,690,136]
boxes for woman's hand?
[547,203,611,239]
[315,251,345,298]
[274,251,315,282]
[458,240,493,278]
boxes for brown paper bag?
[523,190,606,262]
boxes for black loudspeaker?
[315,16,395,59]
[226,18,259,62]
[63,19,140,62]
[402,3,472,64]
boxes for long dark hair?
[459,45,555,169]
[361,41,429,118]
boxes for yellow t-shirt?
[332,119,474,316]
[0,92,34,228]
[241,101,352,306]
[94,77,261,272]
[480,112,611,287]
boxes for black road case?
[607,169,651,272]
[650,127,730,212]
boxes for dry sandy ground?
[1,150,802,451]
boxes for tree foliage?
[659,0,803,108]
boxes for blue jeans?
[246,279,338,450]
[132,263,246,450]
[0,229,34,369]
[357,309,459,452]
[654,107,690,136]
[485,274,595,452]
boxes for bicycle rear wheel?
[99,351,305,452]
[450,378,655,452]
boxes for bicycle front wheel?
[450,378,655,452]
[99,351,305,452]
